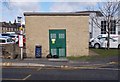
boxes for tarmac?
[0,57,119,70]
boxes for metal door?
[49,29,66,57]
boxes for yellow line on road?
[2,66,39,69]
[2,78,23,80]
[2,62,12,66]
[22,74,31,80]
[107,61,118,64]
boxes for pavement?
[0,56,119,70]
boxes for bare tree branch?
[98,2,108,18]
[92,18,101,29]
[88,1,120,49]
[111,2,120,16]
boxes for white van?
[6,32,15,35]
[0,33,11,37]
[90,34,120,49]
[0,37,15,44]
[9,34,18,43]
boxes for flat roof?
[24,12,90,16]
[76,11,103,16]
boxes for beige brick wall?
[25,16,89,57]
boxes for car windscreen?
[9,36,15,38]
[7,38,13,42]
[1,34,10,36]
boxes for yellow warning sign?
[19,26,23,31]
[52,39,56,44]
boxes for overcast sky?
[0,0,119,24]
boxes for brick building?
[24,12,89,58]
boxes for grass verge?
[67,48,120,61]
[91,48,120,57]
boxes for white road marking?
[74,67,120,71]
[23,74,31,80]
[37,67,42,71]
[95,68,120,71]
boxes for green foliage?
[91,49,120,57]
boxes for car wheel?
[118,45,120,49]
[16,41,18,44]
[94,43,100,49]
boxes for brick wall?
[25,15,89,57]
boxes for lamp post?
[17,16,23,60]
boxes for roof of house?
[24,12,90,16]
[0,22,22,28]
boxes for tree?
[89,1,120,49]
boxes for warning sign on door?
[52,39,56,44]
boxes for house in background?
[90,17,120,39]
[24,12,89,58]
[76,11,120,39]
[0,22,25,34]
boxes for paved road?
[2,67,119,80]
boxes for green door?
[49,29,66,57]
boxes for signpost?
[18,34,23,48]
[19,27,23,60]
[17,16,23,60]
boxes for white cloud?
[1,0,40,23]
[8,0,118,2]
[3,0,40,2]
[50,2,97,12]
[9,1,40,12]
[0,2,2,22]
[50,3,77,12]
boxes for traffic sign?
[19,26,23,31]
[19,35,23,48]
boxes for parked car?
[0,33,11,37]
[0,36,15,44]
[9,34,19,43]
[0,32,19,43]
[6,32,16,35]
[90,34,120,49]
